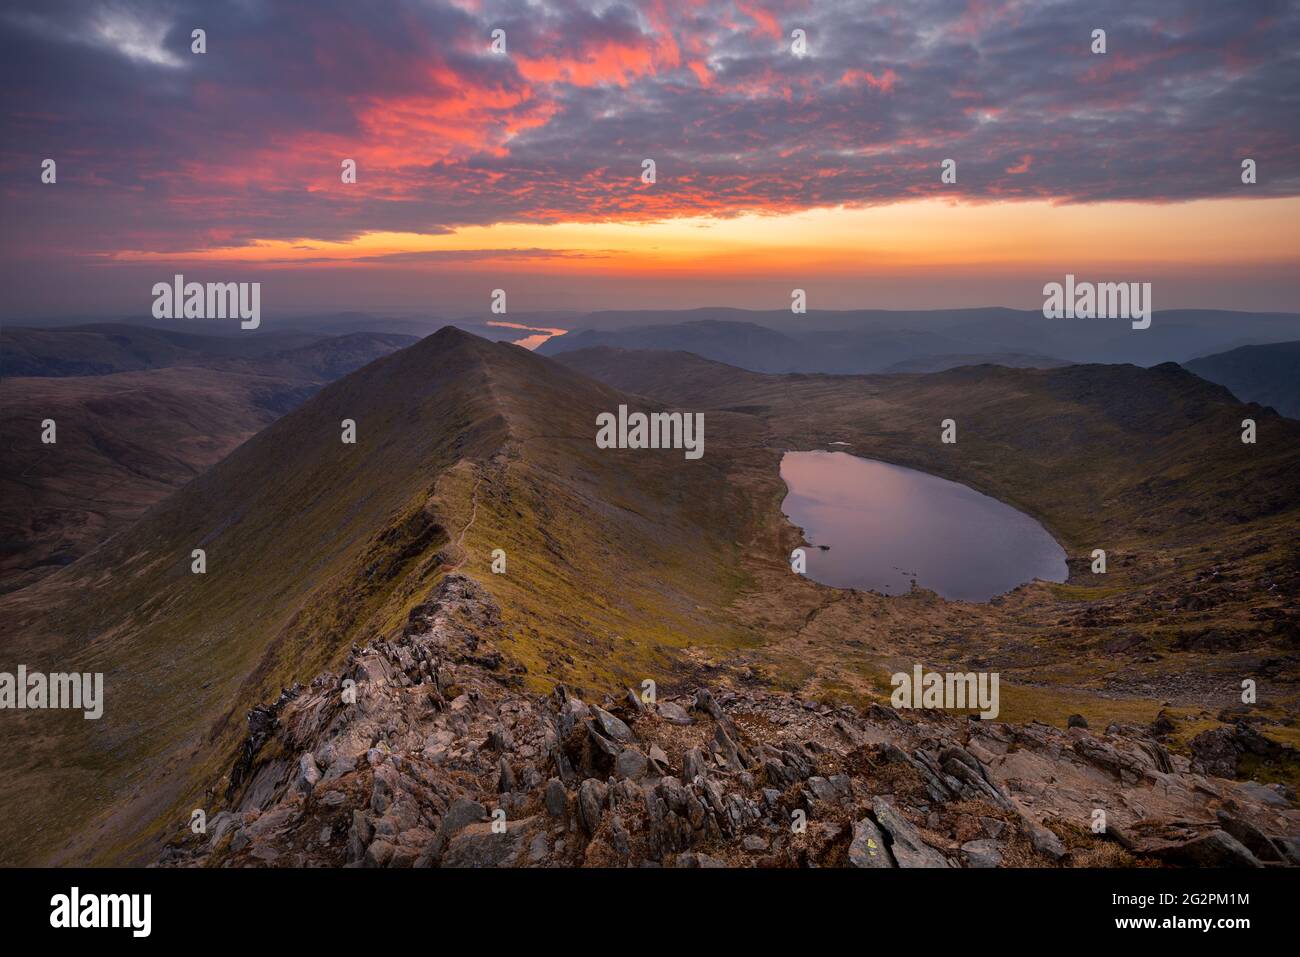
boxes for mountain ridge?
[0,327,759,865]
[157,574,1300,869]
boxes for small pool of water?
[780,450,1067,602]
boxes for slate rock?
[592,707,633,743]
[442,817,534,868]
[848,818,894,868]
[544,778,569,818]
[960,839,1003,868]
[871,798,949,868]
[615,747,649,781]
[657,702,693,725]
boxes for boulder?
[442,817,535,868]
[871,798,950,868]
[591,706,633,743]
[543,778,569,818]
[960,839,1003,868]
[657,701,693,725]
[615,747,649,781]
[848,818,893,868]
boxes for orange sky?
[108,196,1300,280]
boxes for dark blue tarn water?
[780,450,1067,602]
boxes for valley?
[555,346,1300,741]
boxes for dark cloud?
[1,0,1297,261]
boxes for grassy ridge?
[0,331,768,864]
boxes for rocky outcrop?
[1189,722,1300,779]
[159,574,1300,869]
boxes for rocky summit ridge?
[161,575,1300,868]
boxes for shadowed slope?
[0,323,324,377]
[0,331,418,590]
[1186,340,1300,420]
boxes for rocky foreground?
[161,576,1300,868]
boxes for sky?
[1,0,1298,320]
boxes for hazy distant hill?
[882,353,1071,373]
[1184,340,1300,419]
[0,368,313,592]
[538,319,975,372]
[538,309,1300,373]
[0,323,416,378]
[207,331,419,380]
[539,320,816,371]
[0,329,417,590]
[0,323,323,377]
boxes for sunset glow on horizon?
[101,197,1300,276]
[3,0,1298,316]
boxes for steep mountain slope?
[0,329,760,865]
[1185,341,1300,419]
[0,331,418,591]
[537,308,1300,369]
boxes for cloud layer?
[1,0,1297,275]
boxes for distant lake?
[780,450,1068,602]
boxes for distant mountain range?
[0,322,415,378]
[1184,340,1300,419]
[13,307,1299,375]
[536,308,1300,373]
[0,325,417,591]
[881,353,1073,373]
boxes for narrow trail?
[449,470,483,572]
